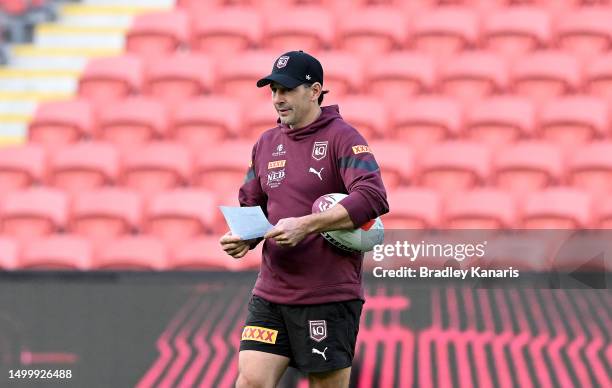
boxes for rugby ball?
[312,193,384,253]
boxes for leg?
[236,350,290,388]
[308,367,351,388]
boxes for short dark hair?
[302,83,325,105]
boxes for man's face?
[270,82,313,128]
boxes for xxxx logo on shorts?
[242,326,278,344]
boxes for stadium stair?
[0,0,174,146]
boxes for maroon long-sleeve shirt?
[239,105,389,305]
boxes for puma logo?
[312,347,328,361]
[309,167,323,181]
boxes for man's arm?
[264,203,353,247]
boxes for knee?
[235,372,266,388]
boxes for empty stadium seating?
[411,6,479,62]
[444,189,516,228]
[20,235,92,270]
[483,7,551,60]
[1,187,68,242]
[170,235,261,271]
[5,0,612,271]
[522,187,592,228]
[28,100,94,150]
[70,188,143,247]
[493,141,563,197]
[172,96,242,146]
[49,142,120,196]
[94,235,167,270]
[465,95,536,148]
[568,141,612,199]
[126,10,190,61]
[391,96,462,149]
[78,56,144,107]
[145,53,215,106]
[145,188,216,247]
[419,141,491,197]
[98,97,169,152]
[0,144,46,196]
[384,188,441,229]
[121,141,193,198]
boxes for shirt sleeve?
[238,143,267,248]
[335,126,389,228]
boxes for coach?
[220,50,388,388]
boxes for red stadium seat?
[219,50,277,100]
[0,144,46,196]
[263,6,333,52]
[336,96,388,139]
[493,141,563,197]
[28,100,94,150]
[121,141,193,198]
[172,96,241,148]
[70,188,142,247]
[145,188,216,247]
[146,53,215,106]
[78,56,143,106]
[170,235,228,270]
[98,97,168,153]
[522,188,592,228]
[317,51,364,96]
[20,235,92,270]
[195,141,252,193]
[444,189,517,228]
[440,51,509,104]
[213,190,240,234]
[411,6,479,62]
[49,142,119,196]
[465,95,536,148]
[171,235,261,271]
[419,141,491,197]
[191,7,262,56]
[94,235,167,270]
[369,141,414,190]
[569,141,612,199]
[512,50,581,105]
[0,237,18,270]
[242,99,278,140]
[1,187,67,242]
[539,96,609,149]
[384,188,441,229]
[483,7,551,60]
[392,96,462,150]
[556,7,612,61]
[585,53,612,103]
[126,10,190,61]
[366,52,436,101]
[338,7,407,57]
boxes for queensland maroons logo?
[309,320,327,342]
[312,141,328,161]
[276,56,290,68]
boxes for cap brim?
[256,73,303,89]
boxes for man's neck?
[290,106,322,130]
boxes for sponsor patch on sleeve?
[352,145,371,155]
[241,326,278,344]
[268,160,286,169]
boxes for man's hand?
[264,217,311,248]
[219,232,253,259]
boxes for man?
[220,50,388,388]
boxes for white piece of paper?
[219,206,273,240]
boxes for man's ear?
[311,82,322,102]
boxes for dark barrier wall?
[0,272,610,388]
